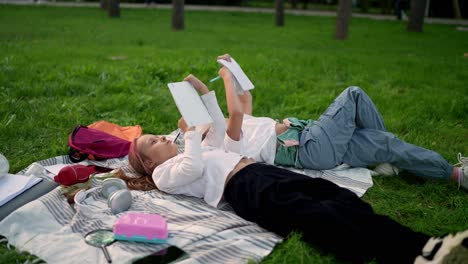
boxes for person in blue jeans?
[127,71,468,264]
[297,86,463,183]
[132,54,468,190]
[206,55,467,190]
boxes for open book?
[167,81,214,128]
[217,58,254,95]
[168,58,253,128]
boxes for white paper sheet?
[217,58,254,91]
[0,174,42,206]
[168,81,214,127]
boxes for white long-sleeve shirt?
[152,91,243,207]
[224,114,277,164]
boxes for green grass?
[0,4,467,264]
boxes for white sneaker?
[414,230,468,263]
[455,153,468,190]
[374,163,400,176]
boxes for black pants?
[224,163,429,263]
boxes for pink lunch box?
[113,212,168,243]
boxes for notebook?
[0,174,42,207]
[167,81,214,128]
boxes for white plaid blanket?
[0,155,374,264]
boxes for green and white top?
[275,118,315,168]
[173,115,315,169]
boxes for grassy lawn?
[0,4,467,264]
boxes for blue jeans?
[298,86,452,180]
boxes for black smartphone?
[133,246,188,264]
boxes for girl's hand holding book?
[178,117,194,133]
[217,53,232,62]
[184,74,209,95]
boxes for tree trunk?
[380,0,392,14]
[100,0,108,10]
[452,0,462,19]
[335,0,352,40]
[172,0,184,31]
[275,0,284,27]
[290,0,297,9]
[360,0,369,13]
[108,0,120,18]
[407,0,427,32]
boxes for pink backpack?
[68,125,131,162]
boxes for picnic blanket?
[0,155,375,264]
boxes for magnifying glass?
[84,229,116,263]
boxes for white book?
[167,81,214,128]
[0,174,42,206]
[217,58,254,93]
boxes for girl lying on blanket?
[126,68,468,263]
[156,54,468,189]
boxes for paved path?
[2,0,468,25]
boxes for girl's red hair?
[128,138,152,176]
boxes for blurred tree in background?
[81,0,467,18]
